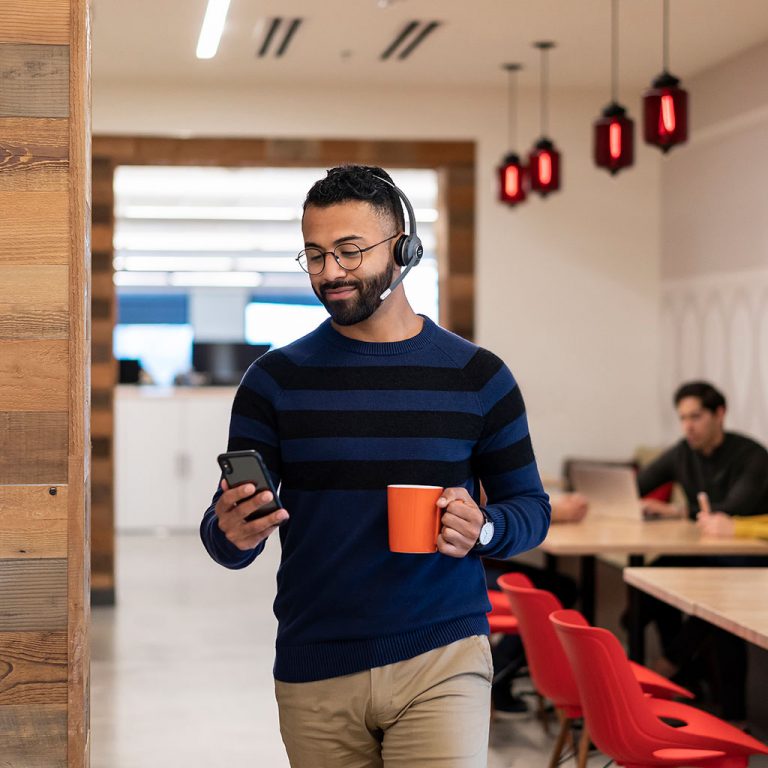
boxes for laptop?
[569,463,643,520]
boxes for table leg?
[628,554,645,662]
[580,555,595,624]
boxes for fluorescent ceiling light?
[113,232,300,252]
[235,256,302,272]
[169,272,263,288]
[117,205,301,221]
[196,0,231,60]
[116,255,234,272]
[113,272,170,287]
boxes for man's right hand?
[641,498,683,519]
[215,479,289,551]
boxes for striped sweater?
[200,316,551,682]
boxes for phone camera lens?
[223,461,232,473]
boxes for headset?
[374,176,424,300]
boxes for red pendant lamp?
[528,41,561,196]
[497,63,526,206]
[594,0,634,175]
[643,0,688,153]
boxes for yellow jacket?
[733,514,768,540]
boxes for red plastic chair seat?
[487,589,511,615]
[629,660,693,700]
[550,608,768,768]
[487,612,519,634]
[651,748,725,762]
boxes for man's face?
[302,201,397,326]
[676,396,725,452]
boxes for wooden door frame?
[89,135,476,603]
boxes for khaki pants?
[275,635,492,768]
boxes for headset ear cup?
[393,235,409,267]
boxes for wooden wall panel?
[0,413,68,484]
[0,1,70,45]
[0,118,69,190]
[0,266,68,339]
[90,156,115,606]
[0,704,67,767]
[0,191,70,264]
[68,0,92,762]
[0,340,68,411]
[0,0,89,764]
[0,486,67,559]
[0,45,69,117]
[0,560,67,631]
[0,631,67,705]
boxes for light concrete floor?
[91,532,768,768]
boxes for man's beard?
[314,261,394,326]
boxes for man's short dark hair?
[674,380,726,412]
[303,165,405,231]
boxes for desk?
[539,518,768,660]
[624,567,768,652]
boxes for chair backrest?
[549,609,684,763]
[497,573,581,710]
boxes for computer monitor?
[191,342,270,386]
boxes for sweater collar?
[317,315,437,356]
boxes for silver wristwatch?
[475,508,494,548]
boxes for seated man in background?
[634,380,768,723]
[485,492,588,713]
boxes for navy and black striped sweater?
[200,316,551,682]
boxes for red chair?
[487,588,519,633]
[498,573,693,768]
[550,608,768,768]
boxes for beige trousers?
[274,635,493,768]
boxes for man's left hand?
[436,487,484,558]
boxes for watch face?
[479,521,494,546]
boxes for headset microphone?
[374,177,424,301]
[379,259,417,300]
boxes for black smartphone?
[217,449,282,522]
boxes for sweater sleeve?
[637,445,678,497]
[733,514,768,540]
[199,357,283,569]
[470,353,551,559]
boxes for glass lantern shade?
[497,153,527,205]
[594,103,635,175]
[528,138,561,196]
[643,72,688,153]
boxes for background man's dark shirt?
[637,432,768,519]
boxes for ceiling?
[92,0,768,92]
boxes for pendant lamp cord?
[507,67,517,149]
[540,46,548,136]
[611,0,619,103]
[663,0,670,72]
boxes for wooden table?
[624,567,768,652]
[539,517,768,660]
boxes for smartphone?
[217,449,282,522]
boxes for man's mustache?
[320,279,358,295]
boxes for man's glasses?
[295,234,398,275]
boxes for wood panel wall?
[90,157,116,605]
[0,1,91,766]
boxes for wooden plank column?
[0,1,91,766]
[90,156,116,605]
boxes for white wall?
[95,81,663,478]
[660,40,768,445]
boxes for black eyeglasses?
[295,234,398,275]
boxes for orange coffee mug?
[387,484,444,553]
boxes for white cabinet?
[115,386,235,530]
